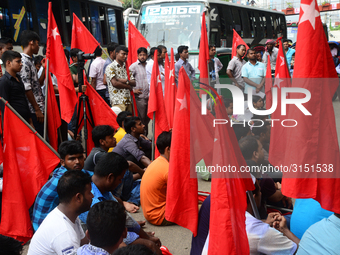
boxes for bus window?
[80,2,89,28]
[240,9,250,38]
[259,12,267,38]
[8,0,28,43]
[248,11,255,38]
[99,6,108,45]
[265,13,273,39]
[231,8,242,36]
[33,0,48,45]
[253,11,264,39]
[0,3,12,40]
[108,8,118,43]
[89,5,102,44]
[222,6,233,47]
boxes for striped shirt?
[129,60,149,99]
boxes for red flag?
[231,30,249,59]
[77,78,119,155]
[127,21,150,67]
[46,71,61,151]
[198,13,209,79]
[279,0,340,213]
[164,49,177,129]
[147,50,169,157]
[164,52,170,97]
[208,101,254,255]
[165,67,198,235]
[46,2,77,123]
[71,13,99,55]
[264,55,273,109]
[0,105,60,243]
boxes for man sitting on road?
[32,140,92,231]
[28,170,93,255]
[79,153,162,254]
[140,131,173,226]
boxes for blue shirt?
[241,61,266,94]
[79,182,140,245]
[297,214,340,255]
[32,166,93,231]
[285,48,295,69]
[175,58,196,81]
[77,244,110,255]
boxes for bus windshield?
[138,2,204,51]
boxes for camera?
[77,51,96,92]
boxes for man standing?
[146,47,165,93]
[28,170,93,255]
[105,45,136,113]
[175,45,195,81]
[227,44,246,90]
[32,141,93,231]
[208,45,223,85]
[263,39,279,73]
[0,37,13,78]
[241,49,266,97]
[89,46,108,104]
[283,39,295,69]
[129,47,150,135]
[19,30,45,136]
[0,51,32,124]
[103,42,119,105]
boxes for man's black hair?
[64,49,70,62]
[124,116,140,134]
[94,46,102,57]
[0,37,13,47]
[113,244,155,255]
[239,136,259,160]
[233,125,250,141]
[252,95,262,104]
[107,42,119,55]
[58,140,84,160]
[156,131,172,154]
[149,47,162,58]
[178,45,189,54]
[1,50,21,68]
[117,111,132,128]
[87,201,126,248]
[57,170,92,204]
[137,47,148,55]
[237,44,246,50]
[34,55,44,66]
[70,48,81,58]
[223,98,233,108]
[92,125,115,147]
[94,152,128,178]
[20,30,40,48]
[0,234,23,255]
[157,45,167,52]
[246,48,256,56]
[115,45,128,54]
[209,45,216,50]
[251,121,270,136]
[282,39,290,44]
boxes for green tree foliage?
[122,0,150,10]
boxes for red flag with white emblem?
[71,13,99,55]
[164,48,177,128]
[165,67,198,235]
[0,105,60,243]
[46,2,77,123]
[147,50,169,157]
[231,30,249,59]
[280,0,340,213]
[127,21,150,68]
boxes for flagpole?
[151,112,155,160]
[101,45,112,62]
[0,97,60,158]
[43,59,49,140]
[247,191,261,219]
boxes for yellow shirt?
[108,128,126,152]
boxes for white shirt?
[145,59,165,95]
[246,212,297,255]
[89,57,106,91]
[28,207,85,255]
